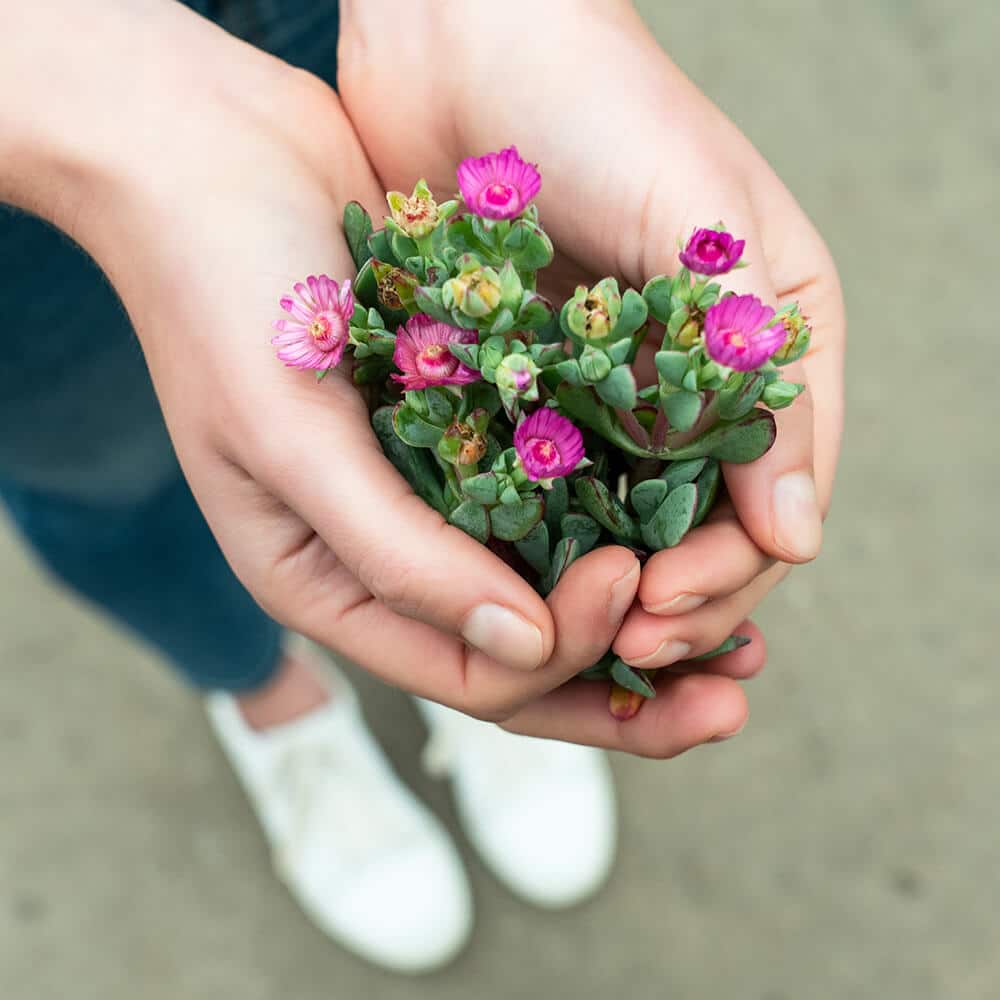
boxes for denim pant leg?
[0,0,341,691]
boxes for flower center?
[309,312,346,351]
[482,183,518,211]
[724,329,748,350]
[698,239,724,261]
[526,437,561,473]
[415,343,459,378]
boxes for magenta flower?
[272,275,353,371]
[703,294,785,371]
[391,314,481,391]
[514,408,585,482]
[679,228,746,276]
[456,146,542,221]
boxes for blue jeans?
[0,0,341,691]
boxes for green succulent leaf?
[643,482,698,550]
[660,457,709,492]
[343,202,374,270]
[372,407,447,516]
[691,634,752,661]
[692,458,721,527]
[595,365,638,409]
[615,289,649,340]
[560,513,602,555]
[717,372,766,421]
[393,403,445,448]
[461,472,500,505]
[575,477,640,542]
[761,380,805,409]
[642,274,673,324]
[663,389,704,432]
[449,500,490,544]
[540,537,581,595]
[654,350,689,387]
[630,479,669,523]
[490,497,545,541]
[543,476,570,535]
[413,285,451,324]
[502,220,555,270]
[515,522,551,576]
[610,659,657,699]
[668,409,777,464]
[556,385,651,457]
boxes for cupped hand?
[70,39,737,755]
[339,0,844,704]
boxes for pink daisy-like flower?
[702,294,784,371]
[272,275,353,371]
[456,146,542,221]
[679,227,746,276]
[514,408,585,482]
[391,314,481,391]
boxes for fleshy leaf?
[717,372,766,421]
[540,537,580,595]
[630,479,669,522]
[543,476,569,534]
[615,289,649,340]
[660,457,708,491]
[642,274,673,324]
[343,202,374,270]
[515,522,551,576]
[691,634,752,661]
[560,513,602,555]
[610,658,657,698]
[372,407,447,516]
[654,350,690,387]
[663,389,704,432]
[692,459,721,527]
[595,365,638,409]
[490,497,544,541]
[461,472,500,505]
[393,403,445,448]
[668,410,777,463]
[643,482,698,550]
[575,477,639,542]
[449,500,490,544]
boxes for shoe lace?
[272,737,419,880]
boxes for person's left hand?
[336,0,845,740]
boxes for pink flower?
[514,408,585,482]
[679,227,745,276]
[703,294,784,371]
[391,314,481,391]
[272,275,353,371]
[456,146,541,220]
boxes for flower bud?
[443,266,502,318]
[773,308,812,363]
[386,179,440,238]
[675,317,702,348]
[578,345,613,383]
[566,279,623,342]
[495,353,541,399]
[440,420,488,466]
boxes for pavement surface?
[2,2,997,997]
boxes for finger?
[637,502,774,615]
[241,376,557,674]
[613,563,788,668]
[461,546,640,718]
[501,672,749,758]
[661,618,767,680]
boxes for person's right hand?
[9,5,748,754]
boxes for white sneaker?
[206,654,472,973]
[417,698,617,909]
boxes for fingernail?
[708,720,747,743]
[462,604,544,671]
[625,639,692,669]
[608,562,641,625]
[646,592,708,616]
[772,471,823,560]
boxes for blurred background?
[2,1,997,997]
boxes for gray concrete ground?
[2,2,998,997]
